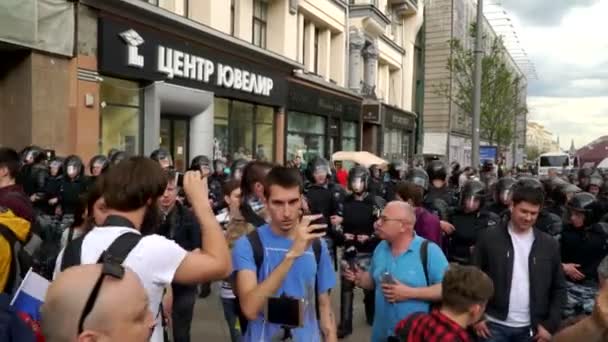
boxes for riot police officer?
[447,180,500,264]
[303,157,344,266]
[58,156,87,231]
[20,146,49,204]
[338,166,385,338]
[87,154,109,189]
[485,177,516,216]
[561,192,608,318]
[383,160,407,201]
[109,150,128,166]
[424,160,457,211]
[368,164,384,198]
[588,174,604,196]
[151,148,174,170]
[545,178,580,220]
[578,168,594,190]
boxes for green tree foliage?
[435,25,528,150]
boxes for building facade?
[526,122,559,154]
[348,0,423,162]
[422,0,527,167]
[0,0,425,169]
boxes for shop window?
[100,77,142,155]
[252,0,267,48]
[342,121,358,152]
[213,98,275,162]
[287,112,326,164]
[383,129,410,161]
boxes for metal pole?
[472,0,483,168]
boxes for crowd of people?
[1,145,608,342]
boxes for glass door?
[160,115,190,172]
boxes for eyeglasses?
[78,261,125,334]
[378,216,405,224]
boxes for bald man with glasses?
[343,201,449,342]
[41,263,155,342]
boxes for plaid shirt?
[395,310,471,342]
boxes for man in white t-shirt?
[472,178,566,342]
[54,156,232,342]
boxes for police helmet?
[150,148,173,169]
[24,146,45,165]
[495,177,516,204]
[190,155,211,172]
[49,157,65,176]
[109,151,128,165]
[307,157,331,183]
[348,165,369,194]
[64,155,84,178]
[460,180,486,211]
[387,160,407,180]
[426,160,447,182]
[89,155,109,176]
[567,192,598,226]
[407,168,429,191]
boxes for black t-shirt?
[561,224,608,283]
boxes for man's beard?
[140,203,162,236]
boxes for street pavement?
[191,280,372,341]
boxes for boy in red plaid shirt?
[394,264,494,342]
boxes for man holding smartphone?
[232,166,337,342]
[343,201,448,342]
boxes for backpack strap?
[60,235,85,271]
[0,224,17,294]
[98,233,142,265]
[246,229,264,277]
[420,240,430,286]
[312,238,322,320]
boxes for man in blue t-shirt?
[232,166,337,342]
[344,201,449,342]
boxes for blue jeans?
[481,321,533,342]
[221,297,242,342]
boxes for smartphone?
[265,297,303,328]
[381,272,396,285]
[45,149,55,161]
[175,172,184,187]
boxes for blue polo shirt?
[232,224,336,342]
[369,235,448,342]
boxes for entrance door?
[160,116,189,172]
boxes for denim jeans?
[221,297,242,342]
[171,286,197,342]
[480,321,533,342]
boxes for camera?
[175,172,184,187]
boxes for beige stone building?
[0,0,424,168]
[422,0,527,167]
[526,122,560,154]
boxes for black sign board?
[287,81,361,121]
[384,105,415,130]
[362,104,381,124]
[98,17,288,107]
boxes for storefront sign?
[99,17,287,106]
[384,105,415,130]
[288,81,361,121]
[362,104,381,123]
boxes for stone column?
[362,42,378,96]
[348,28,366,91]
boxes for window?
[230,0,236,36]
[342,121,358,151]
[383,129,410,161]
[287,112,326,163]
[213,98,275,161]
[146,0,188,16]
[100,77,142,155]
[252,0,267,48]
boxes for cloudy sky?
[497,0,608,150]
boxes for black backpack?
[0,224,20,295]
[236,229,323,334]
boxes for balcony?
[349,0,391,37]
[388,0,418,17]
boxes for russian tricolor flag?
[11,269,50,322]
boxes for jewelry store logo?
[119,29,145,68]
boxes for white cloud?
[528,96,608,148]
